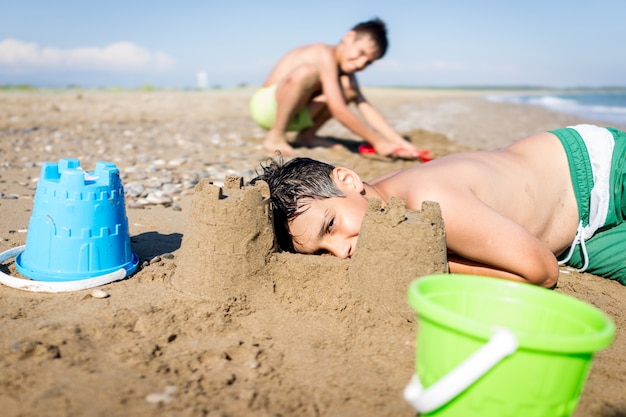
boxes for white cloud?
[0,38,175,72]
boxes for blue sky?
[1,0,625,89]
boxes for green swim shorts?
[249,84,315,132]
[551,125,626,284]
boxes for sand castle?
[172,177,448,314]
[171,176,275,298]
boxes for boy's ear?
[332,167,364,193]
[342,30,357,45]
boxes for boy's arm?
[317,54,400,156]
[447,256,555,289]
[355,99,405,143]
[352,84,418,154]
[414,186,560,288]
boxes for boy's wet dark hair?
[352,18,389,59]
[250,157,345,251]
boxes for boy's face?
[288,176,369,258]
[340,32,380,74]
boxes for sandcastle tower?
[171,176,275,298]
[348,198,448,315]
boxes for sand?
[1,88,625,417]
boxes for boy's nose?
[356,57,371,71]
[327,237,352,259]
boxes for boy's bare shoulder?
[288,42,336,65]
[375,158,475,209]
[265,43,336,85]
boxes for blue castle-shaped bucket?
[16,158,139,282]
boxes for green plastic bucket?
[404,274,615,417]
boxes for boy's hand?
[392,147,423,160]
[360,141,431,161]
[389,137,434,161]
[373,139,404,158]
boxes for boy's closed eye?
[318,212,334,238]
[326,218,335,234]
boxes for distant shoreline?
[2,84,626,94]
[368,85,626,92]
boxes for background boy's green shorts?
[249,85,314,132]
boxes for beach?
[1,88,625,417]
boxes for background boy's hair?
[351,18,389,59]
[251,157,344,252]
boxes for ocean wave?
[487,93,626,126]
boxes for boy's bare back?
[262,40,363,121]
[372,131,580,285]
[264,43,336,92]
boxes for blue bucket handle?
[0,246,128,293]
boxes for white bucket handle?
[404,327,518,413]
[0,245,127,293]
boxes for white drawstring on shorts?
[557,125,615,273]
[558,220,590,272]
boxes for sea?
[486,90,626,127]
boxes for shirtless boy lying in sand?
[249,18,419,159]
[251,124,626,288]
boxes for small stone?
[145,192,173,205]
[146,385,177,404]
[245,360,260,369]
[127,200,145,209]
[124,181,145,197]
[90,289,110,299]
[168,158,186,166]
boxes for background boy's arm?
[355,99,404,143]
[317,54,402,156]
[353,88,417,154]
